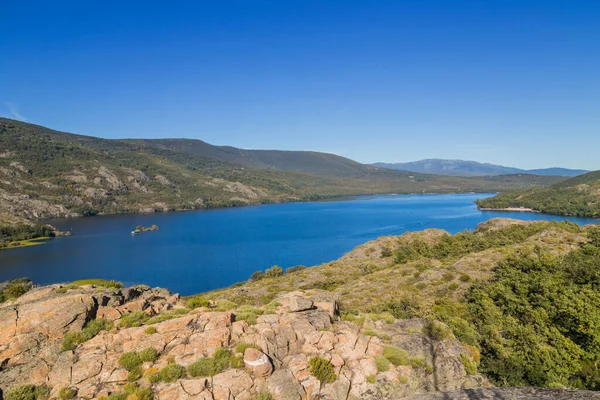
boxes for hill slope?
[476,171,600,217]
[0,118,564,225]
[374,159,588,177]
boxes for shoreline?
[478,207,541,213]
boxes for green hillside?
[0,117,564,228]
[477,171,600,218]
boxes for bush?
[119,311,149,328]
[380,247,392,258]
[235,311,258,325]
[367,375,377,384]
[235,342,259,354]
[60,318,112,351]
[139,347,159,363]
[59,387,77,400]
[230,355,244,368]
[188,358,221,377]
[383,346,408,366]
[250,271,265,281]
[159,363,187,382]
[119,352,142,371]
[127,365,143,382]
[286,265,307,273]
[265,265,284,278]
[213,347,232,369]
[459,353,477,375]
[424,320,452,341]
[186,296,210,309]
[145,326,157,335]
[5,385,46,400]
[375,355,390,372]
[309,357,336,383]
[144,367,160,383]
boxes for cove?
[0,194,596,295]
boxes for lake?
[0,194,596,295]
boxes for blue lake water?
[0,194,596,295]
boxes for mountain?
[374,159,588,177]
[0,118,565,226]
[476,170,600,217]
[2,219,600,398]
[125,138,377,179]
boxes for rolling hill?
[476,170,600,217]
[0,118,566,226]
[374,159,588,177]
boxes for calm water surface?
[0,194,596,295]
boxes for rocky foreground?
[1,282,598,399]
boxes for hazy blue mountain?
[374,159,588,177]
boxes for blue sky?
[1,0,599,170]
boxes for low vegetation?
[61,318,113,351]
[309,357,337,383]
[0,278,33,303]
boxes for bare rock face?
[244,347,273,378]
[288,296,314,312]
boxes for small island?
[131,224,159,235]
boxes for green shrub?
[250,271,265,281]
[145,326,157,335]
[309,357,336,383]
[213,347,232,367]
[235,311,258,325]
[235,342,259,354]
[119,311,149,328]
[380,247,392,258]
[127,365,143,381]
[60,318,112,351]
[383,346,408,366]
[188,358,221,377]
[159,363,187,382]
[367,375,377,384]
[139,347,159,363]
[144,367,160,383]
[265,265,284,278]
[375,355,390,372]
[106,393,127,400]
[363,328,390,340]
[286,265,307,273]
[231,355,244,368]
[5,385,48,400]
[119,352,142,371]
[424,320,452,341]
[186,295,210,309]
[399,375,409,384]
[459,353,477,375]
[59,387,77,400]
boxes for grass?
[383,346,409,366]
[363,328,391,340]
[60,318,113,351]
[235,342,259,354]
[375,355,390,372]
[70,279,123,288]
[0,236,51,250]
[159,363,187,382]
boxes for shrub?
[106,393,127,400]
[60,318,112,351]
[187,358,221,377]
[235,342,259,354]
[380,298,421,319]
[186,296,210,309]
[144,367,160,383]
[250,271,265,281]
[309,357,336,383]
[230,355,244,368]
[367,375,377,384]
[424,321,452,341]
[375,355,390,372]
[127,365,143,381]
[159,363,187,382]
[265,265,284,278]
[363,329,390,340]
[5,385,38,400]
[286,265,307,273]
[380,247,392,258]
[235,311,258,325]
[59,387,77,400]
[442,272,455,282]
[119,311,149,328]
[139,347,159,363]
[383,346,408,366]
[213,347,232,369]
[459,353,477,375]
[119,352,142,371]
[459,273,471,282]
[399,375,409,384]
[145,326,157,335]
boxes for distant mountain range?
[373,159,588,177]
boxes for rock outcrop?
[0,284,491,399]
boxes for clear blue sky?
[1,0,599,170]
